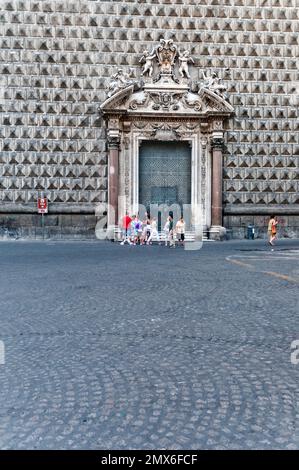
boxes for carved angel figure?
[178,50,194,79]
[106,68,133,97]
[201,71,227,97]
[139,49,156,77]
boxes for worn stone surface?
[0,239,298,449]
[0,0,298,236]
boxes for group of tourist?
[120,213,186,247]
[119,213,278,248]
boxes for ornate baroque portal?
[100,39,234,239]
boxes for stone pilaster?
[210,134,226,240]
[107,134,120,229]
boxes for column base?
[106,224,121,241]
[209,225,226,241]
[202,226,209,241]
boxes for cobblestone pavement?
[0,239,298,450]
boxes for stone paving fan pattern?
[0,240,298,449]
[0,0,298,236]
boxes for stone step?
[111,226,210,242]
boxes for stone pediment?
[100,38,234,120]
[100,82,234,118]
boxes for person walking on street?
[120,212,132,245]
[135,215,143,245]
[268,214,278,247]
[168,214,175,248]
[164,216,170,246]
[176,216,186,247]
[130,215,137,245]
[147,217,160,244]
[141,212,150,245]
[145,217,152,244]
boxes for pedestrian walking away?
[268,214,278,248]
[164,216,170,246]
[168,215,175,248]
[147,217,160,244]
[176,216,186,247]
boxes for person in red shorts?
[120,212,132,245]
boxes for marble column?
[210,136,225,239]
[108,136,119,228]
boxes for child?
[130,215,137,245]
[145,218,151,244]
[135,215,143,245]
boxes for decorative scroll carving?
[183,93,202,111]
[129,92,149,110]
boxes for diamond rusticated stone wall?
[0,0,298,238]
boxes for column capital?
[107,134,120,149]
[211,137,224,150]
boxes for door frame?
[131,133,203,226]
[137,139,193,213]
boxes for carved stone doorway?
[100,39,234,239]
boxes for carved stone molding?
[211,137,224,150]
[201,138,208,148]
[183,93,202,111]
[150,91,182,111]
[151,122,182,140]
[107,134,120,149]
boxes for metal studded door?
[139,140,191,212]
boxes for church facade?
[0,0,298,239]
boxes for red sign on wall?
[37,197,48,214]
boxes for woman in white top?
[175,216,186,246]
[147,217,160,244]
